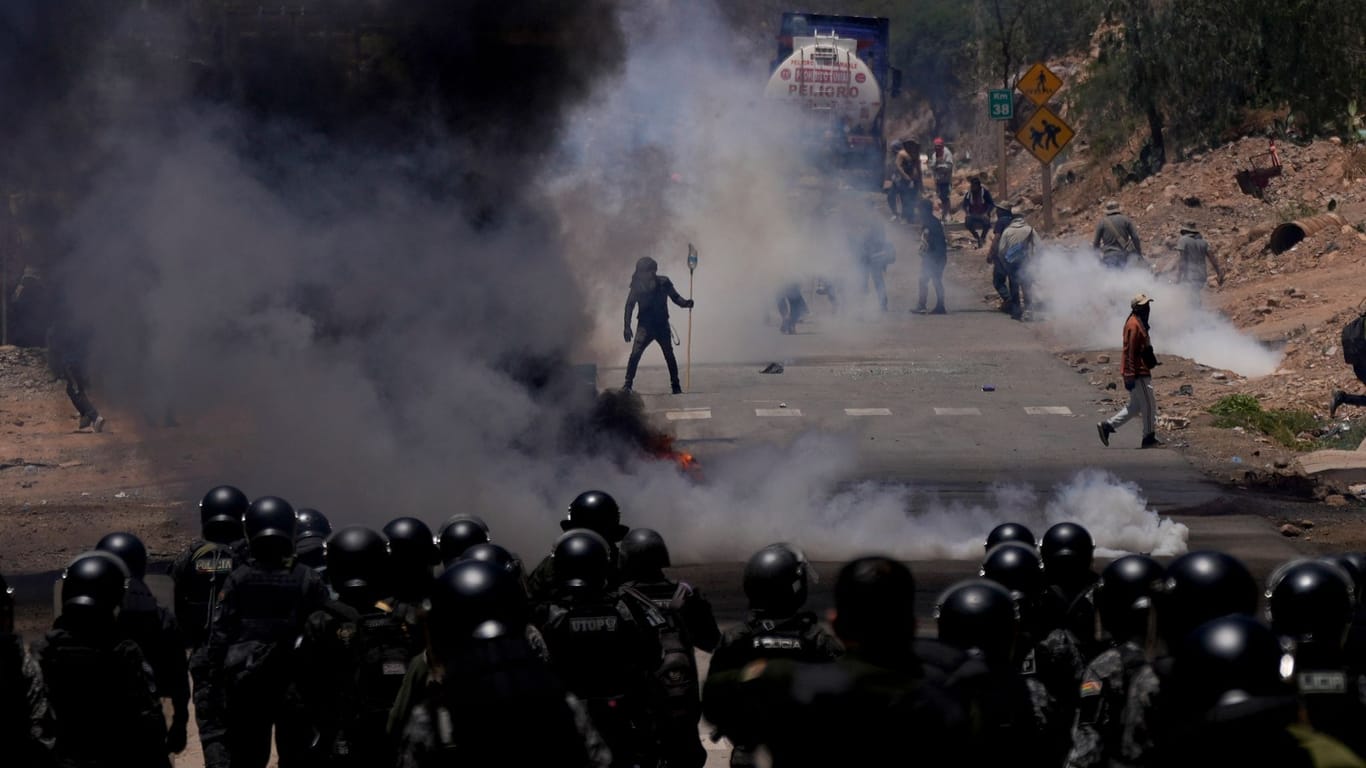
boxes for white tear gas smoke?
[1029,247,1282,377]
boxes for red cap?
[933,137,945,146]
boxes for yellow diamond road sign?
[1017,62,1063,106]
[1016,105,1075,165]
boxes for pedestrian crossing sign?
[1017,62,1063,106]
[1015,104,1075,165]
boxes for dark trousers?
[1006,260,1030,319]
[61,360,98,419]
[991,259,1011,302]
[935,181,951,218]
[1101,250,1130,269]
[863,265,888,310]
[886,179,920,219]
[224,691,311,768]
[1339,393,1366,409]
[190,648,230,768]
[624,323,680,390]
[917,255,946,311]
[965,214,991,244]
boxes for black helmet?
[439,518,491,567]
[743,543,812,616]
[442,513,489,532]
[460,542,525,584]
[552,529,612,593]
[1040,522,1095,577]
[295,508,332,540]
[833,556,916,655]
[1095,554,1165,641]
[244,496,298,561]
[0,572,14,634]
[61,551,130,615]
[619,528,671,579]
[985,522,1036,553]
[324,526,387,595]
[1265,559,1354,646]
[95,532,148,580]
[980,542,1045,598]
[1173,615,1291,714]
[200,485,249,543]
[935,579,1018,664]
[382,516,439,598]
[428,559,528,649]
[1161,550,1258,645]
[561,490,627,541]
[1328,553,1366,606]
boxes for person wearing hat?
[995,204,1039,320]
[1092,200,1143,269]
[961,176,996,248]
[1174,221,1223,305]
[1098,294,1161,448]
[929,138,955,222]
[885,139,922,222]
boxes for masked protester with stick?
[623,256,693,395]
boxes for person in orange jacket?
[1098,294,1161,448]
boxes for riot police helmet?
[199,484,249,543]
[460,542,525,584]
[439,517,491,567]
[1172,614,1292,714]
[428,559,528,649]
[833,556,917,656]
[295,508,332,540]
[980,541,1045,598]
[984,522,1036,553]
[743,543,812,616]
[1040,522,1095,578]
[1328,553,1366,606]
[243,496,298,562]
[61,551,130,617]
[1265,559,1354,646]
[935,579,1018,665]
[619,527,671,579]
[1095,554,1165,641]
[95,531,148,580]
[324,526,387,595]
[561,490,628,541]
[552,529,612,593]
[1161,550,1258,645]
[0,572,14,634]
[383,517,440,566]
[442,513,489,533]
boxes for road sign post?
[1014,63,1072,232]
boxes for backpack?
[1001,231,1034,267]
[323,603,413,756]
[621,584,700,725]
[175,540,239,647]
[221,567,314,700]
[1342,308,1366,365]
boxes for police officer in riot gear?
[382,516,441,620]
[170,484,251,768]
[294,507,333,577]
[35,552,170,768]
[438,515,491,568]
[708,543,842,768]
[1039,522,1101,656]
[1119,550,1260,765]
[462,542,526,585]
[935,579,1059,767]
[538,529,664,768]
[1066,554,1165,768]
[527,490,630,605]
[1266,559,1366,758]
[619,528,720,768]
[985,522,1036,552]
[298,526,415,767]
[397,559,611,767]
[704,557,964,766]
[206,496,329,768]
[96,531,190,755]
[1,570,57,764]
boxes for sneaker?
[92,416,106,433]
[1331,390,1345,418]
[621,383,633,393]
[671,387,683,395]
[1097,422,1113,447]
[1140,433,1163,448]
[78,414,92,430]
[912,305,928,314]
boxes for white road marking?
[666,409,712,421]
[1025,406,1073,415]
[934,407,982,416]
[845,408,893,416]
[755,408,802,417]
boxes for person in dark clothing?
[49,319,103,433]
[95,532,190,756]
[9,265,53,349]
[527,490,629,610]
[986,201,1015,308]
[35,552,170,768]
[776,282,809,334]
[961,177,996,248]
[170,484,251,768]
[854,207,894,312]
[1039,523,1102,660]
[1,570,58,766]
[704,557,966,767]
[623,256,694,394]
[1330,360,1366,418]
[914,199,948,314]
[205,496,330,768]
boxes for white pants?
[1108,376,1157,435]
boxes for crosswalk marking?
[845,408,893,416]
[665,409,713,421]
[1024,406,1073,415]
[755,408,802,417]
[934,407,981,416]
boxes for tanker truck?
[765,12,901,178]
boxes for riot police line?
[5,488,1366,767]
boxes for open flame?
[646,433,701,478]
